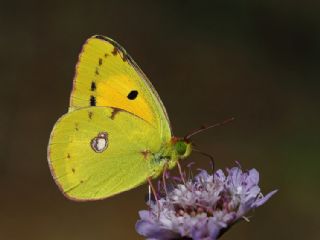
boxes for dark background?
[1,0,319,239]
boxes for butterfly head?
[172,138,192,159]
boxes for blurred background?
[1,0,319,239]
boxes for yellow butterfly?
[48,35,194,201]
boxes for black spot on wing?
[91,81,96,91]
[127,90,138,100]
[110,108,121,120]
[122,54,128,62]
[99,58,103,66]
[93,35,130,63]
[88,111,93,119]
[90,96,96,106]
[112,47,118,56]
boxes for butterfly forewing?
[69,35,171,142]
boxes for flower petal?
[208,218,224,239]
[245,169,260,188]
[214,169,226,182]
[136,165,277,240]
[135,220,180,240]
[252,189,278,208]
[139,210,153,220]
[227,167,243,187]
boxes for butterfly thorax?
[150,137,192,177]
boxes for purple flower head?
[136,165,277,240]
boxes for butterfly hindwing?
[48,107,163,201]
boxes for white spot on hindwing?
[91,132,108,153]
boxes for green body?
[150,138,192,177]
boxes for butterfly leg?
[148,185,151,205]
[177,159,186,185]
[162,162,169,196]
[147,177,160,216]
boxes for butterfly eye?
[91,132,109,153]
[127,90,138,100]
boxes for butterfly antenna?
[184,117,235,140]
[193,148,216,173]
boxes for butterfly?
[47,35,196,201]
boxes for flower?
[136,165,277,240]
